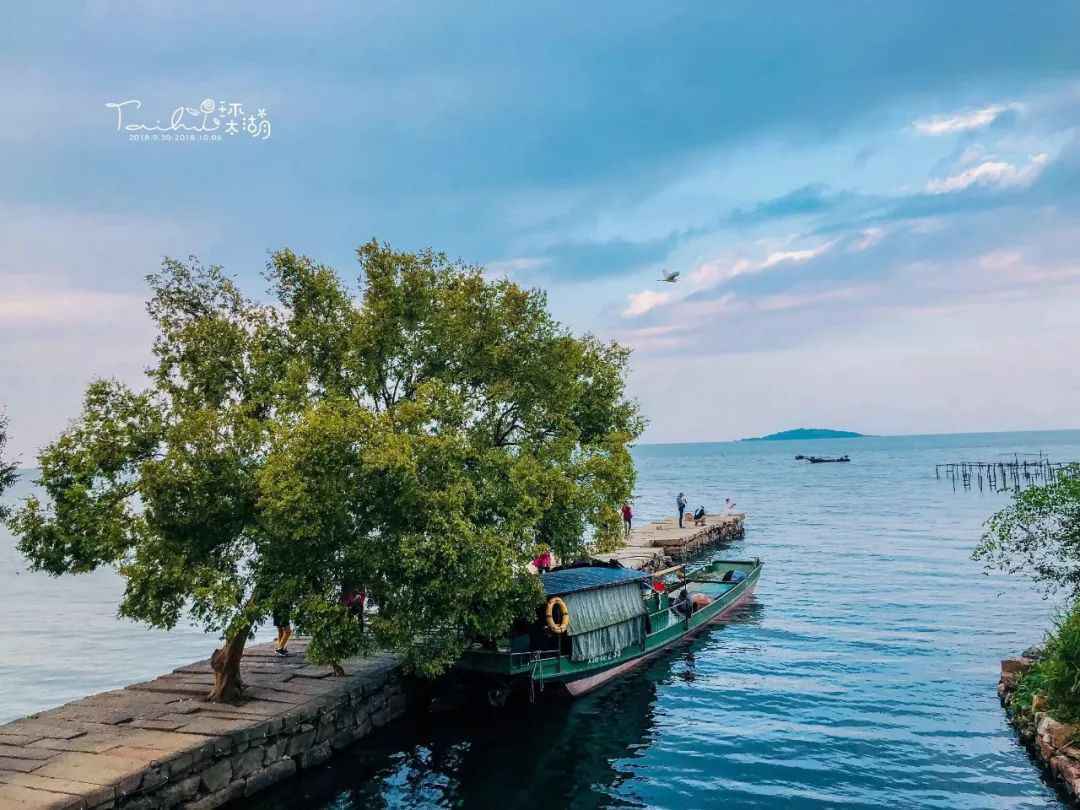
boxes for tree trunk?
[208,629,249,703]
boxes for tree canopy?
[8,241,643,700]
[0,413,17,520]
[972,466,1080,599]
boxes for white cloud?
[851,227,886,252]
[686,241,835,295]
[688,258,751,289]
[925,153,1048,194]
[760,240,836,269]
[913,103,1020,136]
[622,289,672,317]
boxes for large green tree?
[973,466,1080,598]
[9,242,642,701]
[0,413,17,519]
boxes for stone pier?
[595,512,746,570]
[0,640,409,809]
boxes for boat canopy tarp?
[562,580,647,662]
[541,566,648,597]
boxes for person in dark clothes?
[273,604,292,657]
[676,492,687,528]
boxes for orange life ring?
[545,596,570,634]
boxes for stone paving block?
[239,674,290,687]
[28,734,124,754]
[126,682,208,699]
[173,665,215,676]
[0,783,82,809]
[160,672,217,682]
[242,688,314,706]
[126,718,187,731]
[266,679,340,697]
[292,665,334,679]
[172,716,253,737]
[191,700,288,718]
[0,757,46,773]
[0,745,57,761]
[0,735,43,747]
[48,709,130,727]
[34,751,148,792]
[0,772,116,805]
[1,723,86,741]
[118,729,214,754]
[101,745,167,769]
[162,701,202,716]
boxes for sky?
[2,2,1080,457]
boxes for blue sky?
[3,2,1080,455]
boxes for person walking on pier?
[273,604,293,657]
[676,492,687,528]
[621,502,633,537]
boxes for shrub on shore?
[973,465,1080,599]
[1015,602,1080,722]
[976,466,1080,720]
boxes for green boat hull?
[457,558,761,698]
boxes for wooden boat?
[797,454,850,463]
[456,558,762,701]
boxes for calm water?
[4,431,1080,808]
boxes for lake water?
[4,431,1080,808]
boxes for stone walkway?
[595,512,746,570]
[0,640,405,809]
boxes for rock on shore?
[999,652,1080,802]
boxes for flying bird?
[659,270,680,283]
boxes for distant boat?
[796,454,850,463]
[456,558,762,703]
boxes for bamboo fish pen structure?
[935,454,1077,492]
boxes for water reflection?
[239,604,760,810]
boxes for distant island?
[741,428,866,442]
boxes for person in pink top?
[532,548,553,573]
[621,502,633,536]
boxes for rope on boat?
[529,652,544,702]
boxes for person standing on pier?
[676,492,687,528]
[273,604,293,657]
[621,502,633,537]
